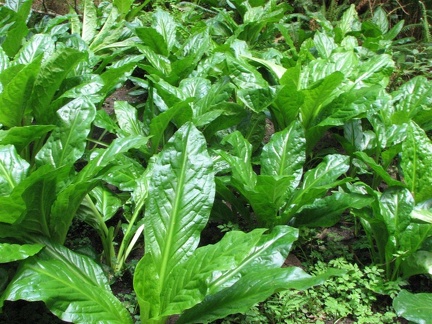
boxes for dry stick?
[31,8,60,17]
[390,0,410,16]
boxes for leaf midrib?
[159,126,190,287]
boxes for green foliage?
[222,257,399,324]
[1,0,432,322]
[393,289,432,323]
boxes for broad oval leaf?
[114,101,145,137]
[393,290,432,324]
[0,144,29,196]
[36,97,96,168]
[0,125,55,152]
[15,33,55,64]
[160,225,298,317]
[30,48,87,125]
[261,120,305,187]
[401,121,432,203]
[0,56,41,128]
[144,122,215,284]
[153,9,178,52]
[379,187,414,235]
[0,243,44,263]
[0,241,133,323]
[177,267,342,324]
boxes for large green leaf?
[135,27,168,56]
[300,72,344,130]
[0,144,29,196]
[0,126,54,153]
[30,48,87,124]
[14,165,71,237]
[90,185,122,222]
[0,243,44,263]
[379,187,413,235]
[401,121,432,203]
[0,241,133,323]
[219,131,256,192]
[36,97,96,168]
[136,123,215,320]
[393,290,432,324]
[282,154,350,222]
[113,0,134,17]
[0,7,28,57]
[156,225,298,318]
[50,179,100,244]
[0,56,41,128]
[153,10,178,53]
[101,154,145,191]
[5,0,32,21]
[177,267,342,324]
[270,80,304,130]
[261,120,305,187]
[354,151,403,187]
[157,228,265,316]
[392,76,432,131]
[149,101,192,154]
[246,176,294,225]
[114,101,145,137]
[296,154,350,203]
[293,192,375,227]
[82,0,97,43]
[77,135,148,182]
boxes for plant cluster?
[221,258,400,324]
[0,0,431,323]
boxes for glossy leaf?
[401,121,432,203]
[5,0,32,21]
[78,135,148,182]
[153,10,177,53]
[82,0,97,43]
[149,101,192,154]
[282,154,350,222]
[30,48,87,125]
[219,131,256,191]
[294,192,375,227]
[401,250,432,278]
[271,80,304,130]
[178,267,342,324]
[157,226,296,317]
[135,27,168,56]
[137,123,215,319]
[261,120,305,187]
[0,7,28,57]
[354,151,403,187]
[0,145,29,196]
[14,165,70,237]
[0,56,41,128]
[380,187,413,235]
[0,241,133,323]
[393,290,432,324]
[300,72,344,130]
[392,76,432,131]
[114,101,145,137]
[91,186,122,222]
[15,34,55,64]
[297,154,349,203]
[50,178,101,244]
[36,97,96,168]
[0,123,53,154]
[314,31,336,59]
[101,155,145,191]
[0,243,44,263]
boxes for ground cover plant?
[0,0,432,323]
